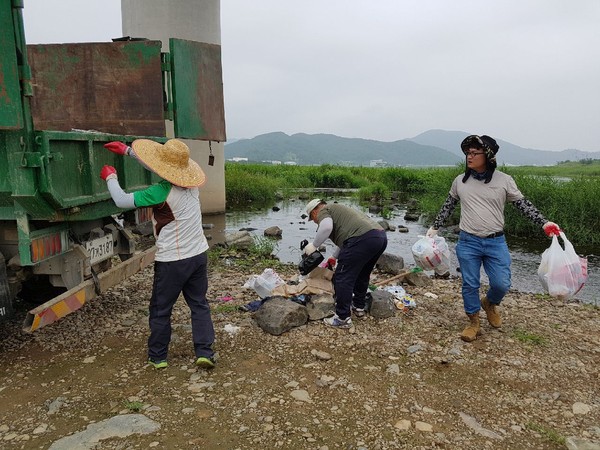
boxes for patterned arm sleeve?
[511,197,547,226]
[433,194,459,229]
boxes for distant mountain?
[224,130,600,166]
[409,129,600,166]
[225,132,461,166]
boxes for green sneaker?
[148,359,168,369]
[195,356,216,369]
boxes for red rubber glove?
[100,165,117,181]
[104,141,129,156]
[542,221,560,237]
[326,257,337,270]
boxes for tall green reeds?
[503,171,600,246]
[224,162,600,246]
[225,164,282,205]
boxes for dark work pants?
[148,252,215,362]
[333,230,388,320]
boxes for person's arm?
[427,194,459,236]
[106,178,136,209]
[511,198,560,236]
[511,197,546,225]
[313,217,333,247]
[100,165,136,209]
[303,217,333,255]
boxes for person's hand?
[104,141,130,156]
[542,221,560,237]
[303,243,317,255]
[326,257,337,270]
[426,227,438,238]
[100,165,117,181]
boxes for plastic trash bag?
[537,231,588,299]
[411,235,450,275]
[243,268,285,298]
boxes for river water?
[206,197,598,305]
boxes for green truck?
[0,1,225,331]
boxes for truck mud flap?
[0,253,14,322]
[23,246,156,333]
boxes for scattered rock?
[254,297,309,335]
[48,414,160,450]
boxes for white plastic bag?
[537,231,588,299]
[243,268,285,298]
[411,235,450,275]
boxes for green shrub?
[358,182,390,204]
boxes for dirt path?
[0,253,598,449]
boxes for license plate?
[85,235,114,265]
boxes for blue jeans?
[333,230,388,319]
[148,252,215,362]
[455,231,511,314]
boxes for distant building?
[283,161,297,166]
[369,159,387,167]
[228,157,248,162]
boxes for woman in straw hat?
[100,139,216,370]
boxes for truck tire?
[0,252,14,322]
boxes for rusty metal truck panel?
[27,41,166,137]
[170,38,226,142]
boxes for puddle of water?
[204,197,599,305]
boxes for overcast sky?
[23,1,600,152]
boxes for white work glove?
[426,227,438,238]
[303,243,317,255]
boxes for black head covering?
[460,134,500,183]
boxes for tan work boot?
[481,297,502,328]
[460,313,481,342]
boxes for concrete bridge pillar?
[121,0,225,214]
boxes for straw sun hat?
[131,139,206,188]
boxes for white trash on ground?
[243,268,285,298]
[224,324,241,335]
[382,285,416,310]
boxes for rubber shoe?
[195,356,216,369]
[351,306,366,318]
[323,314,353,329]
[148,359,168,369]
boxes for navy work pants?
[333,230,388,319]
[148,252,215,362]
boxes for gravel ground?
[0,249,599,450]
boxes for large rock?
[226,231,254,249]
[376,252,405,274]
[254,297,309,335]
[369,290,396,319]
[404,270,432,287]
[306,294,335,320]
[264,226,282,237]
[49,414,160,450]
